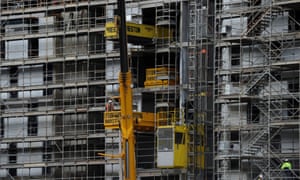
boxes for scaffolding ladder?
[187,1,203,179]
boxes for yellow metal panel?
[157,124,205,169]
[104,111,121,129]
[144,80,176,87]
[173,125,188,168]
[157,125,188,168]
[156,110,181,126]
[104,21,119,39]
[135,112,155,131]
[126,22,155,39]
[144,67,178,88]
[118,71,135,180]
[104,111,155,131]
[104,20,173,40]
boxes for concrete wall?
[126,7,142,23]
[63,87,87,97]
[17,168,42,177]
[38,116,54,136]
[220,75,240,95]
[17,142,43,148]
[221,47,230,69]
[223,83,240,95]
[17,152,43,163]
[105,5,115,53]
[0,152,8,164]
[106,59,120,95]
[4,117,28,138]
[263,12,289,35]
[242,45,265,67]
[5,40,28,60]
[3,116,52,138]
[281,129,299,153]
[39,16,55,33]
[62,114,88,135]
[63,35,88,56]
[222,0,248,11]
[221,17,247,37]
[260,81,289,96]
[39,38,56,57]
[221,103,247,126]
[0,169,7,177]
[5,23,31,36]
[221,173,248,180]
[282,46,300,61]
[63,62,88,83]
[18,65,43,98]
[61,9,88,31]
[221,45,265,69]
[0,68,10,99]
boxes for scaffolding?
[215,0,300,179]
[187,0,214,179]
[0,1,110,179]
[0,0,214,179]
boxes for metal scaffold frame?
[0,1,110,179]
[215,0,300,179]
[187,0,214,179]
[0,0,214,179]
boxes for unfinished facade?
[0,0,213,179]
[215,0,300,179]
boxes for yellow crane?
[101,0,156,178]
[101,1,205,179]
[98,1,140,179]
[116,0,135,179]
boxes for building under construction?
[0,0,300,180]
[215,0,300,179]
[0,0,213,179]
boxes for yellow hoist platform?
[104,109,205,169]
[104,111,155,131]
[156,109,205,169]
[157,125,188,168]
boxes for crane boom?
[117,0,136,180]
[118,0,128,73]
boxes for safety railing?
[156,110,180,126]
[104,111,155,131]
